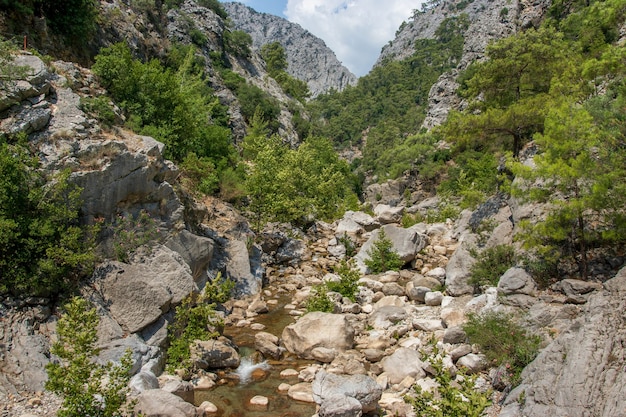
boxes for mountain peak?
[222,2,357,97]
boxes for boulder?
[407,286,431,303]
[95,248,197,334]
[225,239,263,296]
[190,338,240,369]
[381,348,426,384]
[165,230,214,283]
[282,312,355,360]
[445,245,476,296]
[443,326,467,345]
[497,267,537,296]
[288,382,315,402]
[368,306,407,330]
[374,204,405,224]
[382,282,405,296]
[134,389,201,417]
[424,291,444,306]
[255,331,283,359]
[313,370,382,416]
[457,353,487,374]
[130,371,159,393]
[355,225,426,273]
[162,378,195,404]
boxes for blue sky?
[220,1,419,76]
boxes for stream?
[194,294,318,417]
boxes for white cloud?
[285,0,418,76]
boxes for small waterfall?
[234,357,271,385]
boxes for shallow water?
[194,295,317,417]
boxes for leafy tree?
[224,30,253,57]
[92,42,235,165]
[0,142,97,296]
[260,42,287,74]
[365,229,404,273]
[455,26,579,156]
[244,135,357,229]
[327,260,360,302]
[46,297,132,417]
[510,101,626,279]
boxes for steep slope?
[221,2,357,97]
[375,0,551,127]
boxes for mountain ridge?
[221,1,357,97]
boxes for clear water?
[194,295,317,417]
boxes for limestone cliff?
[221,2,357,97]
[375,0,552,128]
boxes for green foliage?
[405,353,491,417]
[326,260,360,301]
[261,42,310,102]
[511,100,626,278]
[79,96,117,127]
[165,0,227,17]
[308,14,468,179]
[337,233,357,258]
[42,0,99,38]
[179,152,220,197]
[305,284,335,313]
[245,135,357,230]
[0,142,97,296]
[112,210,162,263]
[468,244,516,290]
[224,30,253,57]
[92,42,235,165]
[166,274,233,372]
[46,297,132,417]
[365,229,404,273]
[463,311,542,387]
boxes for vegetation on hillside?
[307,0,626,280]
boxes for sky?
[220,1,420,76]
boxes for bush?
[463,311,542,387]
[46,297,132,417]
[0,142,98,297]
[166,274,234,372]
[327,260,360,301]
[305,284,335,313]
[365,229,404,273]
[468,244,516,290]
[405,352,491,417]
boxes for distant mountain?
[222,2,357,97]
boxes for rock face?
[375,0,551,128]
[281,312,355,360]
[500,267,626,417]
[190,338,241,370]
[222,2,357,97]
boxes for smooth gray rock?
[134,389,201,417]
[498,267,537,296]
[130,371,159,393]
[356,225,426,273]
[225,238,263,296]
[381,348,426,384]
[282,312,355,360]
[445,245,476,296]
[368,306,407,330]
[443,326,467,345]
[313,370,382,414]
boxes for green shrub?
[0,143,98,296]
[80,96,117,127]
[179,152,220,196]
[365,229,404,273]
[405,353,491,417]
[166,274,233,372]
[326,260,360,301]
[224,30,253,57]
[463,311,542,387]
[468,244,516,290]
[305,284,335,313]
[46,297,132,417]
